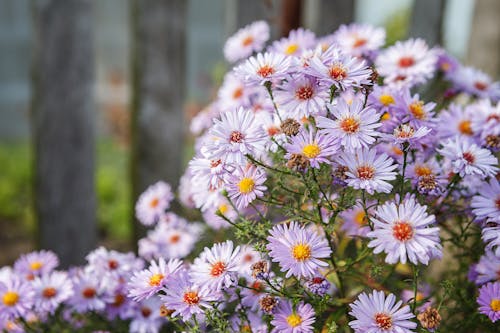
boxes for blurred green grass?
[0,140,131,241]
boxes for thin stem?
[411,264,420,314]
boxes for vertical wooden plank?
[467,0,500,77]
[32,0,97,267]
[130,0,186,242]
[314,0,355,35]
[409,0,446,46]
[281,0,303,36]
[234,0,282,38]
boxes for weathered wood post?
[130,0,186,243]
[314,0,355,35]
[409,0,446,46]
[32,0,97,266]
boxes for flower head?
[266,222,331,278]
[235,52,291,85]
[349,290,416,333]
[135,181,174,226]
[224,21,270,63]
[333,23,386,58]
[271,301,316,333]
[32,271,73,314]
[227,165,267,209]
[478,282,500,322]
[0,277,34,320]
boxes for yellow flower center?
[354,210,366,225]
[292,243,311,261]
[238,177,255,194]
[415,165,432,177]
[285,43,299,55]
[491,299,500,311]
[379,94,395,106]
[150,197,159,208]
[218,203,228,215]
[458,120,473,136]
[302,143,321,158]
[409,101,426,119]
[148,273,164,287]
[340,117,360,133]
[286,313,302,327]
[381,112,391,121]
[30,261,43,271]
[2,291,19,307]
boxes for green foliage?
[385,8,411,46]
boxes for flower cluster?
[2,21,500,332]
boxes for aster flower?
[129,296,163,333]
[450,66,500,101]
[438,136,498,178]
[241,279,268,311]
[227,164,267,209]
[304,272,333,296]
[271,28,316,56]
[266,222,331,278]
[438,104,475,139]
[483,224,500,258]
[13,250,59,280]
[188,154,232,190]
[128,258,182,302]
[32,271,73,314]
[349,290,416,333]
[376,38,437,87]
[135,181,174,226]
[367,196,442,265]
[478,282,500,322]
[317,98,381,151]
[285,127,340,169]
[223,20,270,63]
[474,251,500,285]
[390,124,431,148]
[395,90,436,129]
[86,247,143,280]
[307,45,372,90]
[271,300,316,333]
[236,245,264,279]
[68,272,106,313]
[333,23,386,58]
[234,52,291,85]
[340,201,373,237]
[274,75,328,119]
[161,269,214,321]
[471,179,500,223]
[203,107,267,165]
[0,277,34,320]
[338,148,398,194]
[190,240,241,291]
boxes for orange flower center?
[392,222,413,242]
[256,65,275,78]
[340,117,360,133]
[295,86,314,100]
[474,81,487,91]
[353,38,367,48]
[398,56,415,68]
[141,306,152,318]
[291,243,311,261]
[462,152,475,164]
[267,126,281,137]
[183,291,200,305]
[415,165,432,177]
[232,87,243,99]
[169,234,181,244]
[42,287,57,299]
[150,198,159,208]
[357,165,375,180]
[242,36,253,47]
[328,63,347,80]
[210,261,226,277]
[82,287,96,299]
[149,273,164,287]
[375,313,393,329]
[108,260,119,270]
[409,101,426,119]
[458,120,473,136]
[229,130,244,143]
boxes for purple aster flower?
[304,273,333,296]
[105,285,134,320]
[13,250,59,281]
[474,251,500,285]
[0,276,34,321]
[129,296,163,333]
[128,258,182,302]
[389,124,431,148]
[190,240,240,291]
[333,23,386,58]
[270,28,316,56]
[135,181,174,226]
[203,107,267,166]
[340,201,374,237]
[271,300,316,333]
[483,224,500,257]
[161,269,215,322]
[317,97,381,151]
[368,195,441,265]
[376,38,437,88]
[338,148,398,194]
[234,52,291,85]
[478,282,500,322]
[471,179,500,223]
[274,75,328,119]
[307,45,372,90]
[227,164,267,209]
[349,290,417,333]
[395,89,436,129]
[32,271,73,314]
[68,271,106,313]
[266,221,331,278]
[285,127,340,169]
[188,154,232,191]
[86,247,143,281]
[437,103,476,140]
[450,66,500,101]
[236,245,265,279]
[241,279,268,311]
[218,73,253,112]
[223,21,269,63]
[438,136,498,178]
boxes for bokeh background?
[0,0,499,267]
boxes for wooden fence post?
[130,0,186,243]
[32,0,97,267]
[409,0,446,46]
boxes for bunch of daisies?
[2,21,500,332]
